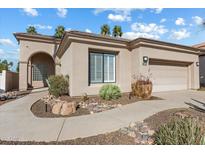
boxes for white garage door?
[149,62,188,92]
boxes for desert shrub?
[48,75,69,97]
[154,117,205,145]
[131,75,152,99]
[81,93,89,102]
[99,84,121,100]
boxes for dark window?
[89,52,116,84]
[32,64,48,81]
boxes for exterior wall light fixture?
[143,56,149,66]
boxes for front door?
[32,64,49,88]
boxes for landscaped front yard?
[1,75,205,145]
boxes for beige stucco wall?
[19,40,57,90]
[60,42,131,96]
[131,46,199,90]
[0,70,19,91]
[60,43,73,95]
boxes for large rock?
[52,102,63,115]
[60,101,76,116]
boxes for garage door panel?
[150,65,188,92]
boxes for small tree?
[0,59,13,73]
[112,25,123,37]
[26,26,37,34]
[100,24,111,36]
[54,25,65,38]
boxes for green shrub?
[99,84,121,100]
[48,75,69,97]
[154,117,205,145]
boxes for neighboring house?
[193,42,205,86]
[14,31,200,96]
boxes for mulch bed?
[0,131,135,145]
[144,108,205,131]
[61,93,162,106]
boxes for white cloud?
[152,8,163,14]
[131,23,168,34]
[57,8,67,18]
[93,8,135,15]
[0,48,19,60]
[66,28,72,31]
[170,29,190,40]
[85,29,92,33]
[175,17,185,26]
[22,8,38,17]
[0,39,15,47]
[123,32,160,40]
[0,49,4,55]
[192,16,203,25]
[123,22,168,40]
[29,24,52,30]
[94,8,134,22]
[108,13,131,22]
[160,18,166,23]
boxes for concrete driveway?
[0,90,205,142]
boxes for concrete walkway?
[0,90,205,142]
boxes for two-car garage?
[149,58,191,92]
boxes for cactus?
[154,117,205,145]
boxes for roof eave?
[13,33,61,44]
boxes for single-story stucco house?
[14,31,201,96]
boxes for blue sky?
[1,8,205,71]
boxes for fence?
[0,70,19,92]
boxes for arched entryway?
[27,52,55,89]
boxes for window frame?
[89,51,116,85]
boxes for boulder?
[148,130,155,136]
[52,102,63,115]
[0,94,7,101]
[140,125,149,133]
[60,101,76,116]
[90,111,94,114]
[128,131,136,138]
[129,122,136,128]
[147,137,154,145]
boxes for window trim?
[89,51,116,85]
